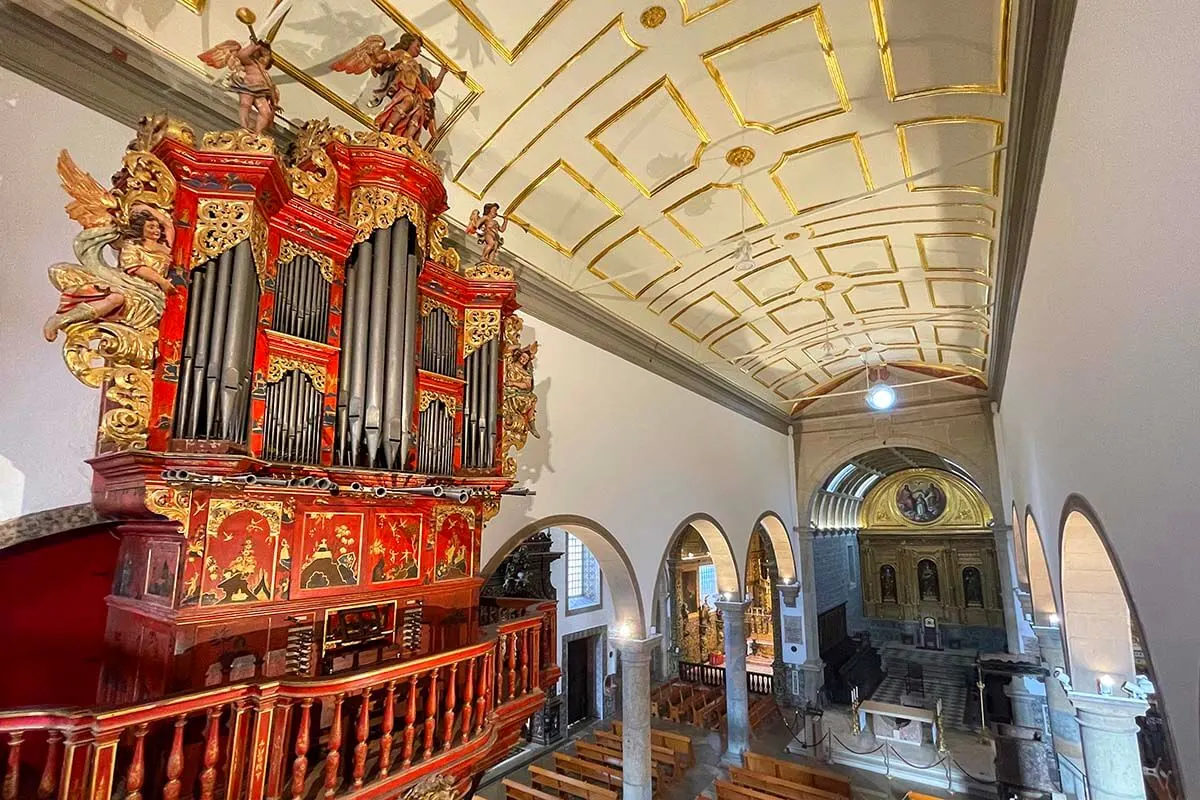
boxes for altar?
[859,699,938,746]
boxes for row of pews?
[479,722,696,800]
[651,680,779,735]
[705,752,853,800]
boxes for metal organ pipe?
[364,227,391,464]
[175,265,204,436]
[384,222,411,468]
[400,253,420,469]
[220,242,255,441]
[336,256,359,462]
[347,240,373,465]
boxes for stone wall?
[812,534,865,634]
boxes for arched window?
[879,564,898,603]
[962,566,984,607]
[917,558,940,602]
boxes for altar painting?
[200,500,282,605]
[297,512,364,593]
[370,513,422,585]
[896,479,946,523]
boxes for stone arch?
[1024,508,1059,626]
[1012,503,1030,587]
[753,511,796,583]
[481,514,646,636]
[669,514,741,596]
[1058,498,1134,690]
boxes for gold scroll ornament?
[349,186,428,251]
[463,308,500,358]
[200,129,275,154]
[499,315,539,477]
[463,262,514,282]
[266,356,327,392]
[351,130,440,174]
[287,119,349,213]
[428,217,461,272]
[278,239,336,284]
[418,389,459,416]
[402,775,457,800]
[420,296,459,326]
[191,199,253,267]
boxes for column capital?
[612,633,662,664]
[777,582,801,608]
[1068,692,1149,733]
[714,597,751,616]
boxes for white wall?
[546,528,616,717]
[0,68,129,520]
[994,4,1200,793]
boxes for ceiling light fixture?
[733,160,756,271]
[865,365,896,411]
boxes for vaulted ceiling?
[66,0,1013,411]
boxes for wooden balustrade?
[0,613,551,800]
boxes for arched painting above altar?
[859,468,994,532]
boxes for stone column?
[1034,626,1082,762]
[1070,692,1149,800]
[794,527,825,703]
[612,633,662,800]
[716,597,752,764]
[993,526,1022,654]
[774,583,803,708]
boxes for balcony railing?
[677,661,774,696]
[0,613,552,800]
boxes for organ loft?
[19,12,556,789]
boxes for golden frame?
[769,133,875,216]
[752,356,803,388]
[669,291,740,342]
[447,0,572,63]
[925,276,992,309]
[588,76,711,197]
[815,235,899,278]
[767,296,832,336]
[895,116,1005,195]
[867,324,921,347]
[176,0,205,12]
[702,6,851,134]
[709,322,771,359]
[662,182,767,248]
[774,371,819,400]
[842,280,910,314]
[676,0,736,24]
[869,0,1011,101]
[803,202,997,238]
[915,232,994,276]
[585,227,681,299]
[734,255,810,306]
[505,160,623,257]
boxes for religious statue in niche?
[879,564,898,603]
[298,513,362,590]
[333,33,462,143]
[962,566,984,608]
[466,203,509,265]
[371,514,422,584]
[917,558,941,602]
[896,479,946,524]
[198,10,281,134]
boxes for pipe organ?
[39,118,546,717]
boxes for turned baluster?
[531,627,541,690]
[199,707,222,800]
[37,731,62,800]
[401,675,419,768]
[124,724,148,800]
[507,633,518,701]
[474,653,489,736]
[352,689,369,789]
[266,701,292,800]
[3,732,23,800]
[322,695,344,799]
[460,657,475,744]
[163,716,186,800]
[291,699,313,800]
[421,668,438,761]
[520,628,530,695]
[378,682,396,777]
[441,663,458,751]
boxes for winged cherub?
[43,152,176,341]
[466,203,508,265]
[198,37,280,133]
[332,33,453,143]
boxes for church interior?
[0,2,1196,800]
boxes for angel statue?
[466,203,508,265]
[198,36,280,133]
[332,33,457,144]
[43,152,177,342]
[500,317,539,476]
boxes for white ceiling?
[79,0,1013,409]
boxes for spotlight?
[1098,675,1115,696]
[866,381,896,411]
[1048,613,1060,627]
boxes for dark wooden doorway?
[566,636,595,724]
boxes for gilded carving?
[131,112,195,150]
[402,775,457,800]
[199,129,276,154]
[43,147,177,451]
[349,130,440,173]
[146,485,193,532]
[463,308,501,358]
[421,296,459,326]
[279,240,336,284]
[418,390,458,416]
[462,262,515,282]
[266,356,327,392]
[250,211,269,287]
[431,504,475,532]
[500,316,539,477]
[191,199,253,267]
[428,217,461,272]
[287,119,347,212]
[348,186,428,250]
[480,494,501,525]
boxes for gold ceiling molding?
[175,0,205,12]
[663,182,767,249]
[725,146,756,168]
[926,276,992,310]
[915,232,994,276]
[843,279,910,315]
[708,321,771,360]
[933,323,990,352]
[767,296,832,336]
[752,356,802,389]
[803,201,997,238]
[669,291,740,343]
[676,0,736,24]
[769,132,874,216]
[860,468,993,531]
[457,17,646,200]
[640,6,668,28]
[867,324,921,347]
[587,75,710,198]
[895,116,1005,195]
[813,216,993,241]
[733,255,809,306]
[271,53,374,130]
[447,0,572,64]
[869,0,1011,101]
[585,227,680,300]
[815,235,899,278]
[505,160,623,257]
[648,232,776,310]
[702,6,850,134]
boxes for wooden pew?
[727,767,844,800]
[611,721,695,767]
[576,739,672,784]
[742,753,851,798]
[497,779,562,800]
[529,765,618,800]
[593,730,687,774]
[748,698,778,729]
[550,753,625,794]
[904,794,946,800]
[713,779,784,800]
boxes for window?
[566,534,602,613]
[697,563,718,606]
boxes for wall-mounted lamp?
[1048,613,1060,627]
[613,621,633,639]
[1098,674,1115,696]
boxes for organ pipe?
[461,334,499,470]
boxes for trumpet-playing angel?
[332,33,451,144]
[198,38,279,134]
[42,151,176,342]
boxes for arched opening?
[1025,510,1059,626]
[1012,503,1030,588]
[744,528,777,676]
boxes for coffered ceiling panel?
[80,0,1017,412]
